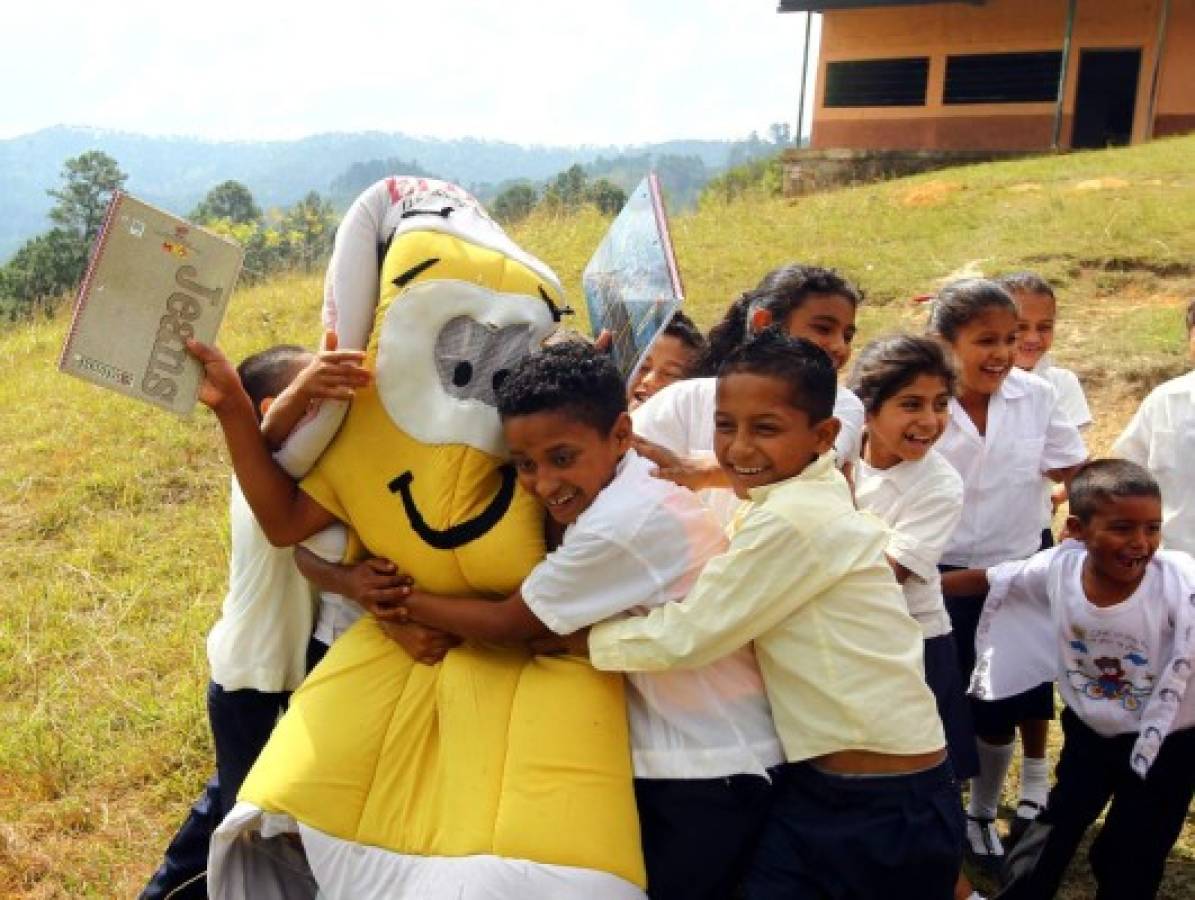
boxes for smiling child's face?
[949,306,1018,397]
[713,372,839,499]
[865,373,951,469]
[628,334,698,410]
[777,293,858,371]
[503,409,631,525]
[1013,290,1056,371]
[1071,494,1163,593]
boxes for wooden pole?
[1053,0,1078,150]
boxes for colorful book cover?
[582,173,685,383]
[58,192,244,416]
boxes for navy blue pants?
[743,760,964,900]
[997,710,1195,900]
[140,638,328,900]
[635,773,774,900]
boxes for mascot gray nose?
[434,316,533,407]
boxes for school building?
[779,1,1195,151]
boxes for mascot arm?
[203,364,339,546]
[402,588,549,644]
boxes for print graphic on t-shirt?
[1065,627,1155,711]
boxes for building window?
[944,52,1063,104]
[824,58,930,107]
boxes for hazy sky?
[1,1,821,145]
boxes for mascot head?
[277,177,566,474]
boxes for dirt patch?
[897,180,962,207]
[1073,177,1131,192]
[1008,182,1043,193]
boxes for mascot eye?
[435,316,533,408]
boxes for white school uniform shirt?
[972,541,1195,776]
[298,523,365,646]
[521,450,784,779]
[631,375,865,526]
[937,367,1087,568]
[1112,370,1195,555]
[1031,356,1093,528]
[854,449,964,639]
[206,477,318,692]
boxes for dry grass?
[4,136,1195,896]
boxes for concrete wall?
[811,0,1191,150]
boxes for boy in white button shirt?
[1113,297,1195,556]
[569,331,962,899]
[385,342,784,900]
[999,272,1093,548]
[946,460,1195,900]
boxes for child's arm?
[391,588,549,644]
[294,548,461,664]
[293,548,411,611]
[585,509,867,673]
[187,339,337,545]
[940,568,990,598]
[261,330,370,450]
[390,519,683,645]
[631,435,729,492]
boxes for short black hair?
[662,311,706,359]
[929,278,1017,342]
[849,334,957,414]
[1069,459,1161,522]
[236,345,311,418]
[701,263,862,375]
[996,271,1057,304]
[716,328,837,423]
[496,341,626,434]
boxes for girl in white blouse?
[851,334,981,900]
[930,279,1088,872]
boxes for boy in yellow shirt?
[564,329,963,899]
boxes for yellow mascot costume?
[208,178,645,899]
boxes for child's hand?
[378,620,461,665]
[292,330,371,403]
[186,339,249,414]
[528,627,591,659]
[632,435,722,492]
[346,559,413,618]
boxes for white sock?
[1019,756,1050,812]
[968,738,1015,820]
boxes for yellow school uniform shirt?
[589,452,945,763]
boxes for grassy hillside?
[3,135,1195,897]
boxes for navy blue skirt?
[924,633,980,781]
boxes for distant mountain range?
[0,126,779,262]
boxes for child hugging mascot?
[208,177,645,899]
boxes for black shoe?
[964,814,1005,881]
[1005,800,1045,851]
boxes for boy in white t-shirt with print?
[383,342,783,900]
[948,460,1195,900]
[1113,297,1195,556]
